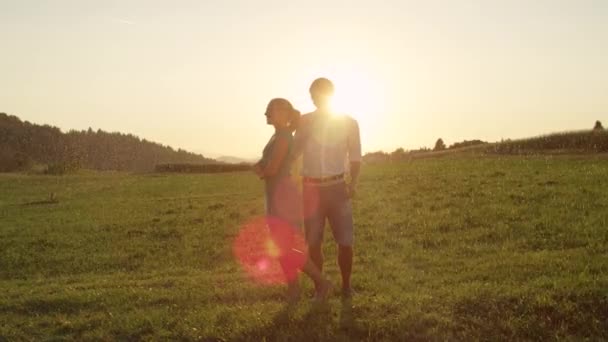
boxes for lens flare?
[233,216,308,285]
[265,239,280,258]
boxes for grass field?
[1,156,607,341]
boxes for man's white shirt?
[294,110,361,178]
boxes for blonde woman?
[254,98,332,302]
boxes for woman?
[254,98,332,302]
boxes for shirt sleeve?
[347,118,362,162]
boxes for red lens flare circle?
[233,216,308,285]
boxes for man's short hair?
[309,77,334,96]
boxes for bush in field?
[434,138,446,151]
[390,148,407,161]
[449,139,487,149]
[411,147,431,154]
[594,120,604,131]
[363,151,389,163]
[44,161,79,175]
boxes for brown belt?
[302,174,344,183]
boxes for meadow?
[1,156,607,341]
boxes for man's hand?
[347,182,357,199]
[347,161,361,199]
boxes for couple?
[253,77,361,302]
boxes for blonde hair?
[266,98,300,132]
[288,108,300,132]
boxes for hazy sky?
[2,0,607,158]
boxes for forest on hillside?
[0,113,216,173]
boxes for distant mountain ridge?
[0,113,218,172]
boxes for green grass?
[1,156,607,340]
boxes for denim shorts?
[302,180,354,247]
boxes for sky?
[1,0,607,158]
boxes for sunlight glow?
[309,66,391,153]
[329,70,385,122]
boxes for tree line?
[363,139,488,163]
[0,113,216,173]
[363,120,606,163]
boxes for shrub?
[155,163,251,173]
[44,162,78,175]
[434,138,446,151]
[593,120,604,131]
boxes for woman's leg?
[301,258,333,300]
[278,255,301,302]
[268,179,332,301]
[278,247,332,301]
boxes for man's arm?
[349,161,361,185]
[347,118,362,198]
[348,161,361,198]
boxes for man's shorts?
[302,180,354,247]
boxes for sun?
[324,70,386,123]
[318,69,387,150]
[294,65,391,152]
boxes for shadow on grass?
[21,193,59,206]
[234,297,364,341]
[21,199,59,206]
[339,297,357,333]
[0,297,97,315]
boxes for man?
[294,77,361,299]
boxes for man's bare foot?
[341,287,355,299]
[313,279,333,302]
[286,282,301,304]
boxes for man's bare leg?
[338,245,353,294]
[309,244,323,273]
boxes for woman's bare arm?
[262,136,289,178]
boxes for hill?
[364,129,608,163]
[0,113,217,172]
[486,129,608,154]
